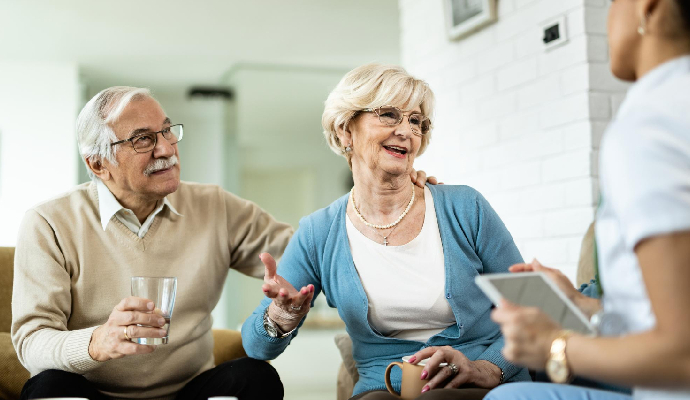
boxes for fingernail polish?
[421,385,429,393]
[409,356,416,363]
[420,370,428,379]
[147,302,154,310]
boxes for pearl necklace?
[350,185,415,230]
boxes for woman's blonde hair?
[322,63,435,164]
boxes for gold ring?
[123,326,131,341]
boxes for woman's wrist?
[268,302,303,332]
[472,360,502,388]
[572,294,602,318]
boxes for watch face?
[546,359,568,383]
[263,313,279,338]
[266,323,279,337]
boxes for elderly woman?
[242,64,530,400]
[486,0,690,400]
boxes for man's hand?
[88,297,167,362]
[410,169,441,187]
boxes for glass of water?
[130,276,177,345]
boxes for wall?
[0,61,80,245]
[219,66,352,331]
[400,0,629,281]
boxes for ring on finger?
[123,326,131,341]
[290,304,302,311]
[446,363,459,375]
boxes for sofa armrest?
[212,329,247,366]
[0,332,29,400]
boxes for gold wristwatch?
[546,330,574,383]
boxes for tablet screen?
[482,274,594,335]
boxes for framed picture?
[445,0,498,40]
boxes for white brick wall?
[400,0,630,282]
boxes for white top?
[96,179,180,238]
[596,56,690,400]
[346,186,455,342]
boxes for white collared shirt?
[96,179,181,238]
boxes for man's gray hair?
[76,86,153,180]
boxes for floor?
[271,328,347,400]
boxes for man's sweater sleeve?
[11,209,101,375]
[223,189,294,278]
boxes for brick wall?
[400,0,629,281]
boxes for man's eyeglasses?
[111,124,184,153]
[361,106,431,136]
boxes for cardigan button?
[446,293,451,299]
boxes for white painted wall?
[400,0,629,281]
[0,61,80,246]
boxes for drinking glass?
[130,276,177,345]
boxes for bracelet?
[499,367,505,384]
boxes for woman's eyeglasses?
[361,106,431,136]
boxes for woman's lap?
[485,382,632,400]
[350,388,489,400]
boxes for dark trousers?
[20,357,283,400]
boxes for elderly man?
[11,86,292,400]
[11,86,433,400]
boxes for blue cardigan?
[242,184,530,395]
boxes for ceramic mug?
[384,355,430,399]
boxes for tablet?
[475,272,596,335]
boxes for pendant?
[383,236,388,246]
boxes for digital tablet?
[475,272,596,335]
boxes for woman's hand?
[409,346,502,392]
[509,259,580,301]
[410,169,442,187]
[491,299,563,370]
[510,259,601,317]
[260,253,315,333]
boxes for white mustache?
[144,155,178,176]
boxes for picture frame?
[445,0,498,40]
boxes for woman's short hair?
[322,63,435,163]
[76,86,153,180]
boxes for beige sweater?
[11,181,293,399]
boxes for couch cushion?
[576,222,596,287]
[212,329,247,366]
[0,247,15,333]
[0,332,29,400]
[334,333,358,383]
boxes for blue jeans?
[485,382,632,400]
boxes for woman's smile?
[382,144,408,159]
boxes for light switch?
[542,16,568,51]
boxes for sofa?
[0,246,248,400]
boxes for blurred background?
[0,0,628,398]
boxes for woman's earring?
[345,145,352,153]
[638,14,649,35]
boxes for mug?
[384,355,430,399]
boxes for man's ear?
[86,157,110,181]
